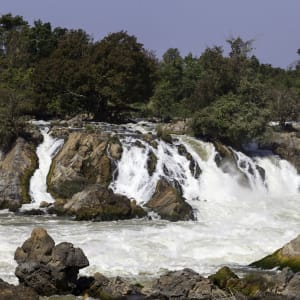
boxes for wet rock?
[268,131,300,172]
[20,209,45,216]
[62,184,146,221]
[251,234,300,272]
[160,119,189,135]
[0,138,38,211]
[14,228,89,296]
[39,201,50,208]
[108,136,123,160]
[147,150,157,176]
[0,279,38,300]
[177,144,202,179]
[146,178,194,221]
[147,268,228,299]
[48,132,113,198]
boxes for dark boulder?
[61,184,146,221]
[14,228,89,296]
[146,178,194,221]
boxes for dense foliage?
[0,13,300,149]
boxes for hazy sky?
[1,0,299,68]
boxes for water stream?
[1,122,300,287]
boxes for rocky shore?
[1,228,300,300]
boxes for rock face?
[0,138,38,211]
[251,234,300,272]
[48,132,123,199]
[60,184,146,221]
[265,131,300,172]
[146,178,194,221]
[148,268,229,299]
[14,228,89,296]
[0,279,38,300]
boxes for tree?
[91,31,157,121]
[0,88,25,151]
[269,87,300,127]
[191,93,269,147]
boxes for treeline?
[0,13,300,149]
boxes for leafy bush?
[191,93,269,147]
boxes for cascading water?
[1,122,300,286]
[25,121,64,209]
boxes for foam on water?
[24,121,64,210]
[1,123,300,285]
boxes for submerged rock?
[0,138,38,211]
[14,228,89,296]
[146,178,194,221]
[251,234,300,272]
[60,184,146,221]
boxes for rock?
[14,228,89,296]
[160,120,189,135]
[19,209,45,216]
[251,234,300,272]
[146,178,194,221]
[147,150,157,176]
[108,136,123,160]
[147,268,228,299]
[0,138,38,211]
[39,201,50,208]
[86,272,144,300]
[177,144,202,179]
[0,279,39,300]
[268,131,300,172]
[282,272,300,299]
[47,132,113,199]
[62,184,146,221]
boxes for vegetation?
[0,13,300,150]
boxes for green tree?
[91,31,157,121]
[191,93,269,146]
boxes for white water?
[1,124,300,285]
[26,121,64,209]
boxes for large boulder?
[0,138,38,211]
[0,279,38,300]
[14,228,89,296]
[146,178,194,221]
[251,234,300,272]
[48,132,114,199]
[59,184,146,221]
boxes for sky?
[1,0,299,68]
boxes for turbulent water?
[1,122,300,287]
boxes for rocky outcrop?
[0,138,38,211]
[57,184,146,221]
[251,234,300,272]
[86,272,144,299]
[148,268,229,299]
[47,132,113,199]
[270,131,300,172]
[0,279,38,300]
[177,144,202,179]
[146,178,195,221]
[14,228,89,296]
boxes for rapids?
[1,121,300,286]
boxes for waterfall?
[111,132,300,231]
[26,121,64,209]
[2,122,300,285]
